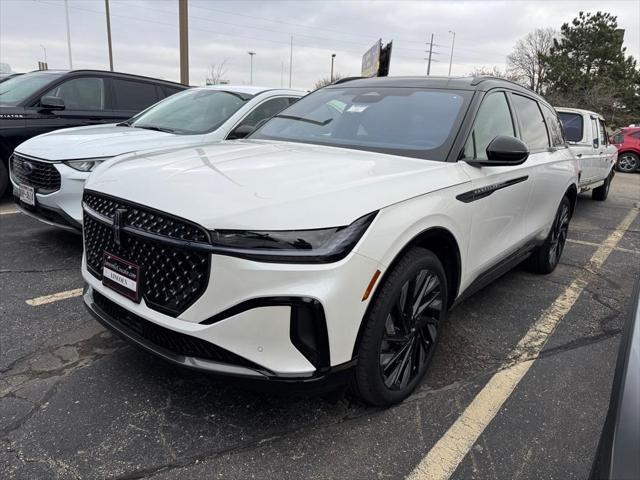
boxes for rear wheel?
[0,160,8,198]
[617,152,639,173]
[352,248,448,406]
[592,171,612,201]
[524,196,571,274]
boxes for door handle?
[576,153,582,158]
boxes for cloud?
[1,0,638,89]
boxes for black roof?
[27,69,185,87]
[327,75,543,100]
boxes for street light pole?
[178,0,189,85]
[330,53,336,82]
[248,51,256,85]
[40,45,47,65]
[105,0,114,71]
[64,0,73,69]
[448,30,456,77]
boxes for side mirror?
[466,136,529,167]
[40,96,65,111]
[228,124,255,140]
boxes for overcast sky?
[1,0,638,89]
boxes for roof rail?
[470,75,527,89]
[331,76,364,85]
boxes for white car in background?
[556,107,617,200]
[10,86,304,231]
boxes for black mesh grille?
[11,155,61,193]
[93,290,259,369]
[83,192,211,317]
[83,193,208,242]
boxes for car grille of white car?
[83,191,211,317]
[10,154,61,193]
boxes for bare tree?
[205,60,228,85]
[507,28,556,94]
[467,66,521,83]
[313,73,343,90]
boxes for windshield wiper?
[117,120,132,127]
[133,125,176,134]
[274,114,333,126]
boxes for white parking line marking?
[408,207,639,480]
[567,238,640,255]
[26,288,83,306]
[0,207,19,215]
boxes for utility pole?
[64,0,73,69]
[330,53,336,82]
[425,34,440,75]
[448,30,456,77]
[178,0,189,85]
[248,51,256,85]
[105,0,114,71]
[288,36,293,88]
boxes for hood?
[14,124,200,161]
[86,140,470,230]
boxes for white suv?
[10,86,304,231]
[82,77,578,406]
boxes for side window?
[598,120,607,145]
[44,77,105,110]
[541,105,564,147]
[591,118,599,148]
[558,112,584,143]
[112,79,159,111]
[463,92,515,160]
[236,97,292,130]
[632,132,640,140]
[159,85,184,99]
[511,94,549,150]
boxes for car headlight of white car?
[208,212,377,263]
[64,158,109,172]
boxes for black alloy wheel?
[548,199,570,267]
[379,269,442,391]
[352,247,448,406]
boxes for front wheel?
[524,196,571,274]
[352,247,448,406]
[617,152,639,173]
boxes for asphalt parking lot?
[1,173,639,480]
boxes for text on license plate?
[102,252,140,302]
[19,185,35,206]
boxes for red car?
[612,127,640,172]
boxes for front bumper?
[83,285,356,384]
[10,162,88,231]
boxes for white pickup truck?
[556,107,617,201]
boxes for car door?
[24,76,119,136]
[598,118,616,177]
[110,78,162,121]
[458,90,534,278]
[226,96,298,140]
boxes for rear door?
[110,78,162,120]
[458,90,533,278]
[597,118,616,177]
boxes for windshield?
[250,86,471,161]
[129,88,248,134]
[0,71,64,106]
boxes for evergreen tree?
[542,11,639,126]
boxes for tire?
[0,160,8,198]
[524,196,571,274]
[617,152,639,173]
[592,171,612,201]
[352,247,448,406]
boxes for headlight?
[64,158,108,172]
[209,212,377,263]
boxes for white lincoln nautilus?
[82,76,579,406]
